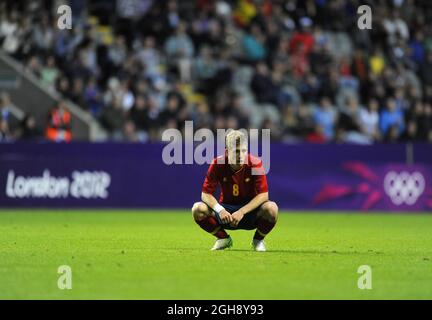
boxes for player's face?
[228,142,247,165]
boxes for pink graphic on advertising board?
[313,162,431,211]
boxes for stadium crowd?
[1,0,432,143]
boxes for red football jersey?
[202,153,268,205]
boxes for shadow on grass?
[159,248,384,255]
[229,249,384,255]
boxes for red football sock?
[195,215,229,239]
[254,218,276,240]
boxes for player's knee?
[261,201,278,222]
[191,202,208,221]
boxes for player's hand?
[230,210,245,227]
[219,209,233,224]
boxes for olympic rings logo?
[383,171,425,206]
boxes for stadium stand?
[0,0,431,143]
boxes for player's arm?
[201,192,219,211]
[239,192,269,215]
[201,160,232,224]
[240,160,269,215]
[230,192,269,227]
[201,192,233,224]
[231,160,269,227]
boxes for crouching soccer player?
[192,130,278,251]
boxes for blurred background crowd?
[1,0,432,143]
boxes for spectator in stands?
[129,95,150,134]
[164,21,195,82]
[32,13,54,55]
[193,46,218,95]
[295,103,315,139]
[337,97,371,144]
[40,55,59,90]
[409,31,426,68]
[100,97,126,140]
[0,92,11,124]
[251,62,281,107]
[400,120,419,142]
[423,103,432,142]
[17,114,42,141]
[306,124,327,144]
[123,120,147,143]
[191,101,212,130]
[242,23,267,62]
[108,35,128,71]
[281,105,304,142]
[0,118,11,142]
[291,42,309,79]
[69,78,85,108]
[420,51,432,103]
[289,17,315,56]
[359,99,380,141]
[83,77,102,117]
[313,97,337,141]
[380,98,405,139]
[0,92,14,141]
[369,48,386,76]
[135,36,163,82]
[0,10,20,55]
[383,9,410,46]
[45,101,72,143]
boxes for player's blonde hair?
[225,129,247,151]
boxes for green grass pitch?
[1,210,432,300]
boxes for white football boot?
[252,239,266,252]
[211,236,233,251]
